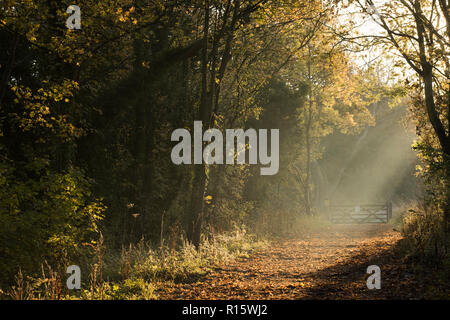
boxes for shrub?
[400,202,448,265]
[0,157,104,287]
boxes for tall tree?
[356,0,450,232]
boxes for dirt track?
[157,224,426,299]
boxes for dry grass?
[1,227,266,300]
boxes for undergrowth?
[393,201,450,298]
[0,227,266,300]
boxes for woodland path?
[157,225,427,299]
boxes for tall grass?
[396,201,450,298]
[1,227,266,300]
[398,202,448,265]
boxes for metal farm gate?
[329,203,392,224]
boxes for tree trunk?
[186,0,241,247]
[186,0,210,248]
[187,163,208,246]
[304,46,313,216]
[422,67,450,235]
